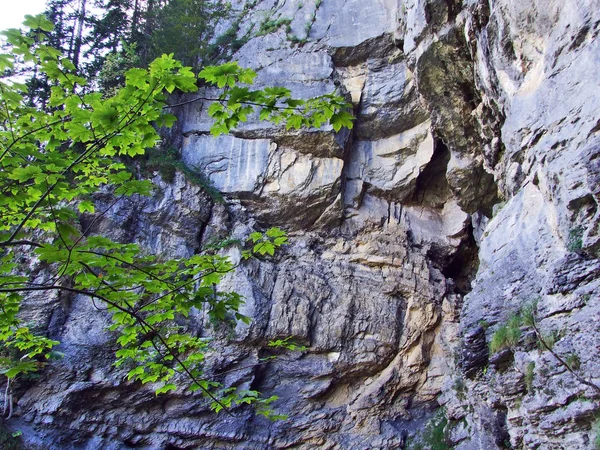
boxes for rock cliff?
[8,0,600,448]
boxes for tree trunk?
[130,0,140,38]
[72,0,87,69]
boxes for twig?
[2,378,9,417]
[531,320,600,395]
[0,284,234,415]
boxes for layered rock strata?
[8,0,600,449]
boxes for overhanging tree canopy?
[0,14,352,416]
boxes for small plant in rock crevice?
[490,301,600,396]
[302,0,323,42]
[136,147,224,203]
[0,423,24,450]
[256,17,292,36]
[452,376,468,401]
[524,361,535,393]
[423,411,450,450]
[567,226,584,252]
[565,353,581,370]
[593,418,600,449]
[489,312,522,353]
[407,410,450,450]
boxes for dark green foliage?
[85,0,133,71]
[142,147,179,183]
[139,147,224,203]
[407,410,450,450]
[424,411,450,450]
[149,0,230,69]
[205,0,259,61]
[29,0,135,103]
[452,376,467,401]
[524,361,535,392]
[205,20,251,62]
[0,423,24,450]
[98,40,141,97]
[257,17,292,36]
[216,24,241,47]
[567,226,584,252]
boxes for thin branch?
[47,194,74,287]
[0,118,67,161]
[1,77,161,246]
[531,319,600,395]
[2,378,9,417]
[77,249,176,288]
[0,284,233,414]
[73,194,125,247]
[164,95,306,112]
[0,240,42,248]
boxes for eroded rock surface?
[7,0,600,449]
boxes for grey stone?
[8,0,600,449]
[461,326,489,378]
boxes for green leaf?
[156,383,177,395]
[249,232,263,243]
[266,227,286,238]
[330,110,354,132]
[285,115,303,130]
[78,200,95,214]
[9,166,43,182]
[23,14,54,32]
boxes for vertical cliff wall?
[8,0,600,449]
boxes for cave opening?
[411,138,451,208]
[442,222,480,296]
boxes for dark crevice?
[441,222,479,295]
[196,201,214,253]
[493,405,512,448]
[424,0,463,28]
[123,437,147,448]
[459,80,480,108]
[410,138,451,208]
[446,0,463,21]
[569,25,590,51]
[248,348,272,392]
[589,117,600,134]
[164,444,189,450]
[461,325,489,378]
[329,33,397,66]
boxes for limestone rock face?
[8,0,600,449]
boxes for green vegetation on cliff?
[0,12,352,418]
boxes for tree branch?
[0,283,234,414]
[531,319,600,395]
